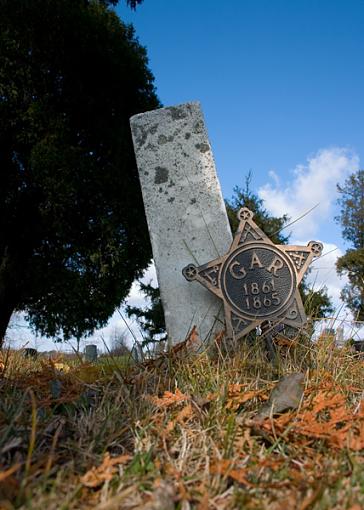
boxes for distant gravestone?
[23,347,38,359]
[84,344,98,362]
[336,327,344,347]
[130,102,233,346]
[131,343,144,362]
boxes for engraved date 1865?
[242,279,280,310]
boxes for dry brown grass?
[0,334,363,510]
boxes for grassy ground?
[0,333,363,510]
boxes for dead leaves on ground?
[2,345,364,510]
[143,379,364,509]
[150,383,268,413]
[80,453,132,488]
[255,383,364,452]
[148,383,269,440]
[211,459,252,487]
[148,378,364,453]
[226,384,268,411]
[0,463,21,483]
[148,388,196,437]
[1,358,87,406]
[149,388,190,408]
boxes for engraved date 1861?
[242,279,281,310]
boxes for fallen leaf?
[310,391,346,414]
[150,388,190,408]
[299,485,324,510]
[185,326,201,350]
[176,403,193,422]
[0,464,21,483]
[80,453,131,488]
[197,490,209,510]
[227,387,267,411]
[274,335,296,347]
[54,362,70,373]
[165,404,194,434]
[348,424,364,451]
[210,459,252,487]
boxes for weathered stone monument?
[84,344,98,362]
[130,102,233,345]
[131,102,323,348]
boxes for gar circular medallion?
[220,243,296,319]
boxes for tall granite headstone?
[130,102,233,345]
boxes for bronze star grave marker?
[182,207,323,340]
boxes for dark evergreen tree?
[126,281,167,347]
[0,0,160,346]
[225,173,290,245]
[336,170,364,320]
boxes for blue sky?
[8,0,364,350]
[117,0,363,246]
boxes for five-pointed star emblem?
[182,207,323,340]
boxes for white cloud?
[268,169,280,187]
[259,148,360,239]
[260,148,362,341]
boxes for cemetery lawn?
[0,336,363,510]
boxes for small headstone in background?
[131,343,144,362]
[130,102,233,346]
[84,344,98,362]
[23,347,38,359]
[336,327,344,347]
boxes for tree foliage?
[336,170,364,319]
[337,249,364,320]
[0,0,160,344]
[109,327,131,356]
[126,281,167,347]
[336,170,364,249]
[299,279,334,319]
[101,0,144,8]
[225,173,290,245]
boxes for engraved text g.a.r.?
[228,250,284,280]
